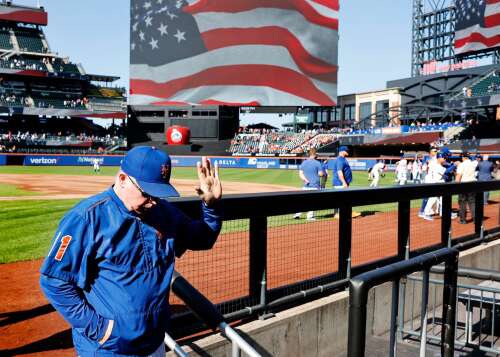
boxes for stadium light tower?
[412,0,500,76]
[411,0,456,77]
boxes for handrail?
[347,247,459,357]
[171,180,500,220]
[430,265,500,282]
[170,271,262,357]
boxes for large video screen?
[455,0,500,55]
[129,0,338,106]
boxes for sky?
[13,0,415,96]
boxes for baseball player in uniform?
[412,157,423,184]
[395,155,408,185]
[418,148,438,218]
[422,153,446,220]
[331,146,360,218]
[369,160,385,187]
[456,152,477,224]
[39,146,223,357]
[293,148,324,220]
[93,158,101,173]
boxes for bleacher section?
[0,28,12,49]
[0,57,47,71]
[369,132,441,145]
[471,72,500,97]
[53,58,80,74]
[14,27,46,53]
[261,132,309,154]
[291,133,338,154]
[229,123,464,156]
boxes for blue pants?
[419,198,428,214]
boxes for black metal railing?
[347,247,459,357]
[170,271,262,357]
[170,180,500,337]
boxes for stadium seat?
[14,27,46,53]
[0,28,13,50]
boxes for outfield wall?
[0,154,380,171]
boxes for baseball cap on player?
[339,146,349,153]
[121,146,179,198]
[440,147,451,157]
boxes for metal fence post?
[398,200,410,259]
[389,278,400,357]
[441,252,459,357]
[397,200,410,342]
[474,192,484,240]
[419,269,430,357]
[339,204,353,280]
[249,216,268,318]
[348,279,368,357]
[441,195,452,247]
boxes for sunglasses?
[127,175,155,202]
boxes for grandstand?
[0,1,126,154]
[227,123,472,157]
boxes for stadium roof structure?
[0,1,126,119]
[0,1,47,26]
[86,74,121,83]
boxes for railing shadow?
[0,304,55,327]
[0,328,73,356]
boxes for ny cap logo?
[160,164,170,182]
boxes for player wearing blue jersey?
[331,146,360,218]
[39,146,222,357]
[293,148,324,221]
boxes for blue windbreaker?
[40,187,222,356]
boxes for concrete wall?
[170,239,500,357]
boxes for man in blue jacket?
[293,148,324,220]
[332,146,360,218]
[40,146,222,357]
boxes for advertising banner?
[23,155,124,166]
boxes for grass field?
[0,165,397,189]
[0,166,498,264]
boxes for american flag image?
[455,0,500,55]
[129,0,338,106]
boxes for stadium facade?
[0,1,126,155]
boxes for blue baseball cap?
[440,147,451,158]
[121,146,179,198]
[339,145,349,153]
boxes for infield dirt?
[0,173,295,200]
